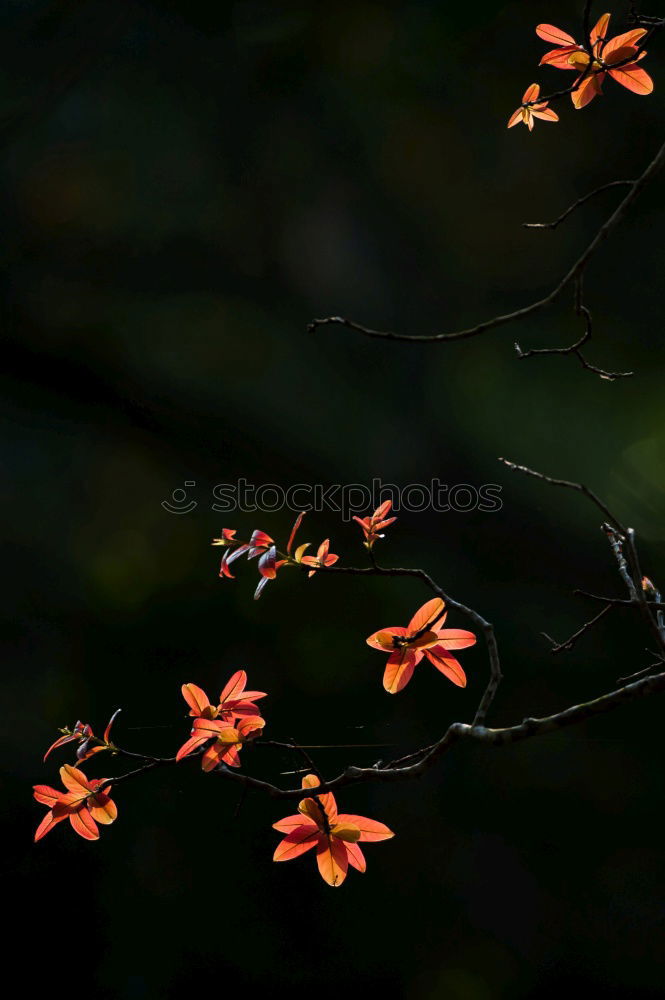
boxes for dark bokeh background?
[4,1,665,997]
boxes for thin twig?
[575,590,665,609]
[308,140,665,345]
[515,278,633,380]
[300,560,503,727]
[544,602,614,653]
[523,181,635,229]
[497,457,627,533]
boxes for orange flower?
[176,714,265,771]
[181,670,266,723]
[272,773,394,886]
[353,500,397,550]
[507,83,559,130]
[536,14,653,108]
[366,597,476,693]
[33,764,117,842]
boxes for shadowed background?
[3,1,665,997]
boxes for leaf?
[59,764,92,796]
[316,836,349,886]
[336,814,395,842]
[383,649,417,694]
[182,683,211,717]
[43,733,77,762]
[69,809,99,841]
[87,793,118,825]
[34,810,67,842]
[330,821,361,843]
[435,628,477,650]
[286,511,306,554]
[273,827,320,861]
[219,671,247,705]
[366,627,407,651]
[536,24,576,46]
[408,598,445,636]
[608,63,653,94]
[424,646,467,687]
[345,842,367,872]
[272,814,318,834]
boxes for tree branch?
[308,138,665,352]
[523,180,634,230]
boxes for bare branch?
[575,590,665,610]
[497,457,627,532]
[308,139,665,349]
[523,181,634,230]
[544,602,614,654]
[515,280,633,380]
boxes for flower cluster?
[509,12,653,130]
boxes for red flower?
[366,597,476,693]
[272,773,394,886]
[176,714,265,771]
[507,83,559,130]
[536,14,653,109]
[353,500,397,550]
[33,764,117,842]
[181,670,266,723]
